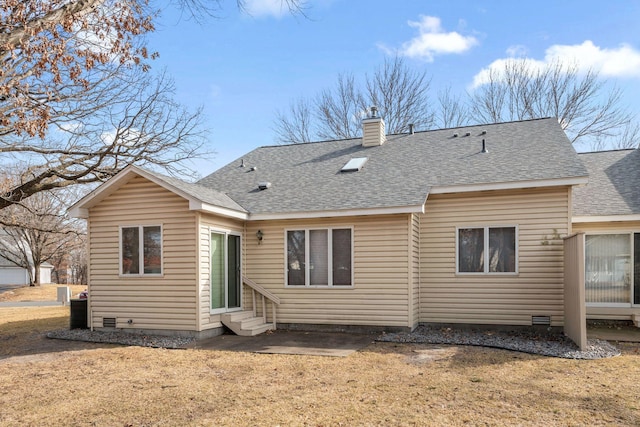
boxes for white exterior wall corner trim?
[429,176,588,195]
[195,213,203,332]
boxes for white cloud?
[471,41,640,88]
[243,0,292,18]
[100,128,142,146]
[545,41,640,78]
[58,122,83,133]
[397,15,478,62]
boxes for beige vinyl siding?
[88,176,198,331]
[572,220,640,321]
[420,187,571,327]
[244,215,412,328]
[197,213,245,330]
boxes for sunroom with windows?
[585,233,640,306]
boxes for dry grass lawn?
[1,286,640,426]
[0,283,86,302]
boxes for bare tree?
[0,0,304,208]
[68,237,88,285]
[0,70,206,210]
[469,59,634,147]
[316,74,367,141]
[365,56,434,134]
[274,57,434,143]
[0,189,83,285]
[274,97,314,144]
[0,0,305,138]
[436,86,470,129]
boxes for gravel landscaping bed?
[47,329,196,349]
[48,325,622,359]
[378,325,621,359]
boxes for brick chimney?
[362,106,386,147]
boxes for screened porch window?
[286,228,352,287]
[585,233,639,305]
[457,226,516,274]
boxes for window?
[457,226,516,274]
[121,226,162,275]
[286,228,352,287]
[585,233,640,306]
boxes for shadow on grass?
[502,367,640,425]
[0,315,117,361]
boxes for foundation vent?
[103,317,116,328]
[532,315,551,326]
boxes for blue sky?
[147,0,640,177]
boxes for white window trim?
[584,231,639,307]
[455,225,519,275]
[284,227,354,288]
[119,225,163,277]
[209,228,243,315]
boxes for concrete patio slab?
[192,330,376,357]
[587,326,640,343]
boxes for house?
[572,149,640,327]
[0,256,53,285]
[70,115,596,339]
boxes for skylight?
[341,157,368,172]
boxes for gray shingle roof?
[573,149,640,217]
[141,168,248,213]
[197,118,587,215]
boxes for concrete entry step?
[221,310,275,336]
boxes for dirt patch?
[406,345,462,364]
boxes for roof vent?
[481,139,488,153]
[465,132,471,137]
[480,130,487,135]
[258,181,271,191]
[240,159,245,167]
[250,166,257,172]
[453,133,458,138]
[341,157,368,172]
[409,124,415,134]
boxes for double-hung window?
[585,233,640,306]
[457,226,517,274]
[120,225,162,275]
[286,228,352,287]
